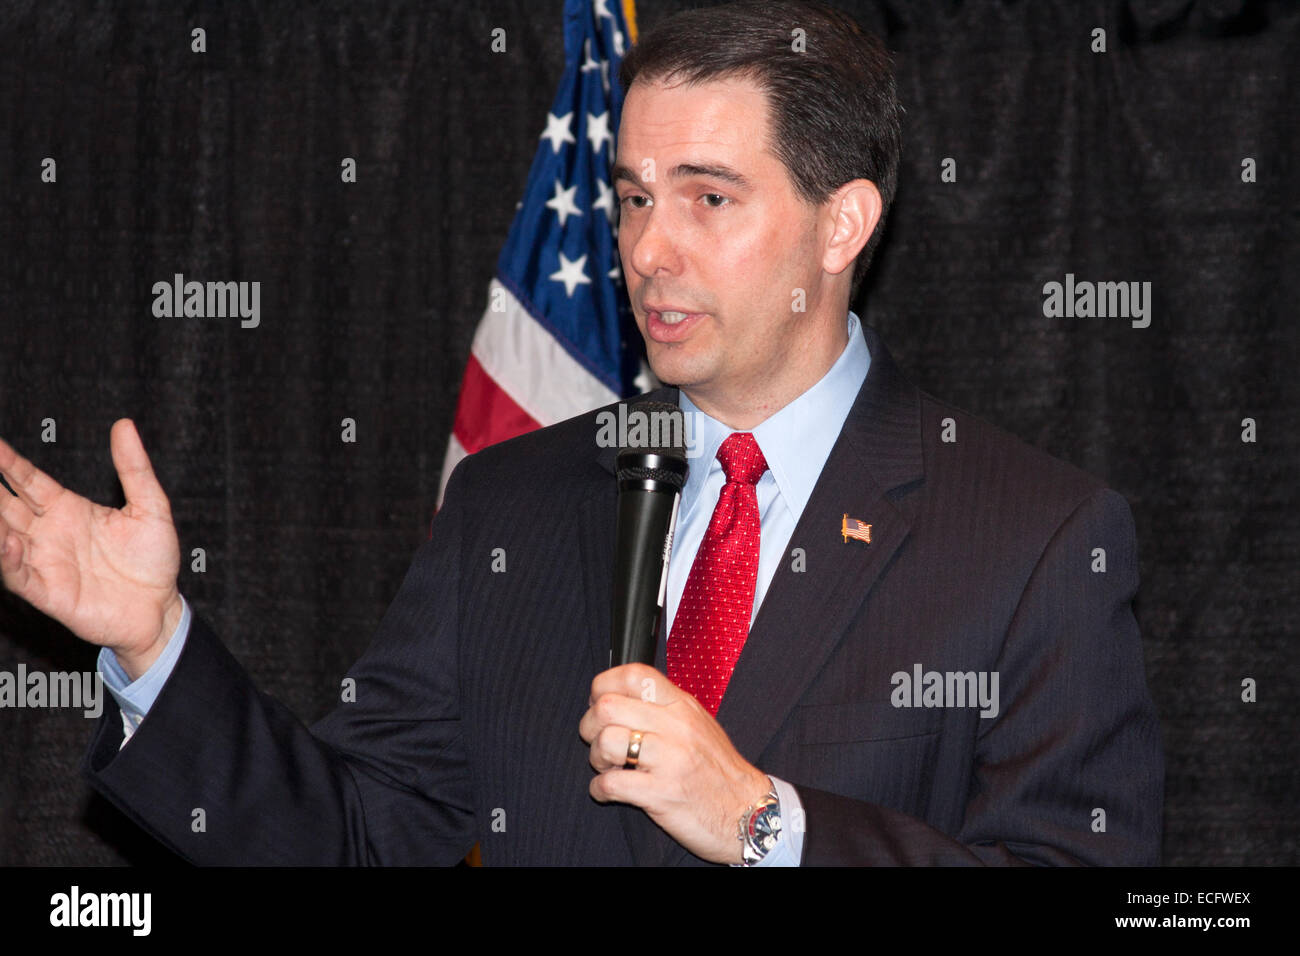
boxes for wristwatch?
[738,780,782,866]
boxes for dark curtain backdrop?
[0,0,1294,866]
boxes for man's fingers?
[0,523,32,592]
[589,767,654,806]
[590,725,657,773]
[0,434,64,516]
[581,692,665,744]
[0,488,35,535]
[0,520,18,568]
[110,419,170,516]
[589,662,680,706]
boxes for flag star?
[540,111,576,153]
[607,261,621,281]
[587,111,612,154]
[550,251,592,297]
[594,0,613,22]
[592,178,616,222]
[546,179,584,227]
[634,359,660,393]
[581,38,600,73]
[600,59,610,94]
[613,29,625,58]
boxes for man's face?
[613,75,827,414]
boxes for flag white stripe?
[437,433,468,509]
[470,279,619,428]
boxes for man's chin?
[649,369,717,401]
[645,352,703,391]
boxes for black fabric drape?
[0,0,1294,865]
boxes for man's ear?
[822,180,882,280]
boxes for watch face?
[748,805,782,844]
[742,792,782,863]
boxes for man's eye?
[619,195,648,209]
[702,193,730,208]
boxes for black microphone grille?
[617,462,687,487]
[617,401,688,459]
[615,400,689,490]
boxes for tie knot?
[716,432,768,486]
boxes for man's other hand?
[0,418,183,680]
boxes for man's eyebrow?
[612,162,754,191]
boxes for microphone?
[610,401,689,668]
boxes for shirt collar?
[677,309,872,517]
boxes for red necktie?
[667,432,769,716]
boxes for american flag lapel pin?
[841,513,872,544]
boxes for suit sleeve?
[79,461,480,865]
[792,488,1164,865]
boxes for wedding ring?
[623,730,644,769]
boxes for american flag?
[437,0,648,512]
[842,514,873,544]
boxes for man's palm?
[0,419,180,658]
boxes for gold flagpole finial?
[623,0,638,44]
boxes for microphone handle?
[610,485,681,667]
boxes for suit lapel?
[716,324,923,763]
[582,328,924,865]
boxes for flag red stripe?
[452,354,543,455]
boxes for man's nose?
[627,204,681,278]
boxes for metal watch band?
[738,781,782,866]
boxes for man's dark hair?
[619,0,902,302]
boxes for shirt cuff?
[96,594,192,747]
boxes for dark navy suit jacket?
[83,324,1164,865]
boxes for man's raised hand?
[0,418,182,680]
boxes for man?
[0,0,1162,865]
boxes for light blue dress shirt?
[99,308,872,867]
[667,308,870,866]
